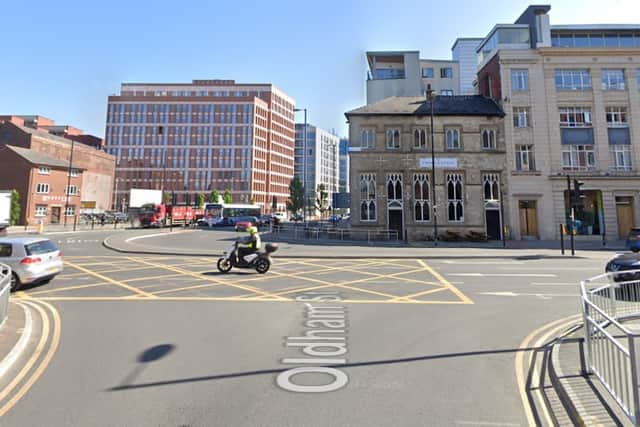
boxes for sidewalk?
[102,228,624,260]
[4,223,128,236]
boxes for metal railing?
[268,223,399,243]
[581,271,640,424]
[0,263,11,328]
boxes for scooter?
[217,241,279,274]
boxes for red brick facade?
[477,54,502,101]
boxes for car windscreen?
[25,240,58,256]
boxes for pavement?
[0,227,630,425]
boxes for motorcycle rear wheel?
[255,258,270,274]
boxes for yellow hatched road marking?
[390,286,450,302]
[26,282,111,295]
[15,296,468,304]
[417,260,473,304]
[64,260,157,298]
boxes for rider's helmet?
[247,226,258,235]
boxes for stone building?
[345,95,506,241]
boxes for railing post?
[628,334,640,423]
[582,293,593,375]
[560,223,565,255]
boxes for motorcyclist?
[237,226,261,263]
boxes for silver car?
[0,237,63,291]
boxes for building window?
[605,107,627,127]
[601,69,625,90]
[386,173,402,201]
[386,129,401,149]
[513,107,529,128]
[65,185,79,195]
[511,69,529,91]
[563,190,603,235]
[360,129,374,149]
[482,173,500,201]
[611,145,632,170]
[64,205,75,217]
[68,168,80,177]
[36,183,49,194]
[562,145,596,170]
[422,68,434,78]
[559,107,592,127]
[446,173,464,222]
[38,167,50,175]
[360,173,376,221]
[413,173,430,222]
[413,128,427,149]
[481,129,497,149]
[515,145,536,171]
[440,90,454,96]
[555,69,591,90]
[34,205,47,217]
[445,128,461,150]
[440,68,453,78]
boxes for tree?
[315,184,330,219]
[10,189,20,225]
[197,193,205,208]
[209,189,220,204]
[222,189,233,204]
[163,191,172,205]
[249,196,256,205]
[287,177,304,214]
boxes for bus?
[202,203,261,226]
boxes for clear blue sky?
[1,0,638,138]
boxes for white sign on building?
[419,158,458,169]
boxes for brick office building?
[104,79,295,212]
[0,145,85,225]
[0,119,115,219]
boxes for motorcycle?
[217,241,279,274]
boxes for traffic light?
[572,179,585,207]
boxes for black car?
[606,253,640,282]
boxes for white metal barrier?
[581,271,640,424]
[0,263,11,328]
[269,224,399,242]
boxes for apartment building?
[365,51,460,104]
[339,137,350,193]
[0,115,105,150]
[294,123,339,217]
[451,38,484,94]
[0,118,115,218]
[104,80,295,212]
[476,5,640,240]
[346,96,506,241]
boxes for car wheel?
[217,258,232,273]
[255,258,270,274]
[10,273,21,292]
[633,248,640,253]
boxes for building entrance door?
[51,207,61,224]
[616,197,635,238]
[518,200,538,238]
[388,209,403,240]
[485,209,501,240]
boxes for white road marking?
[125,230,192,243]
[531,282,578,286]
[455,421,520,426]
[499,266,600,271]
[440,260,524,265]
[478,291,576,298]
[449,273,556,278]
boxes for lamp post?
[64,138,75,227]
[294,108,308,223]
[426,84,438,245]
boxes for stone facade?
[346,96,506,241]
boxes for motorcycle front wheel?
[255,258,270,274]
[217,257,232,273]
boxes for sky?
[1,0,639,138]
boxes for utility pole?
[567,175,575,256]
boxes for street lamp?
[426,84,438,245]
[294,108,308,223]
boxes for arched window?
[446,173,464,222]
[482,129,496,149]
[482,173,500,201]
[413,173,430,222]
[445,128,460,149]
[360,173,376,221]
[386,173,402,200]
[414,128,427,149]
[386,129,401,149]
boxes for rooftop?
[3,145,81,169]
[346,95,505,118]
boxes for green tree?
[249,197,256,205]
[315,184,330,219]
[163,191,172,205]
[222,189,233,204]
[197,193,205,208]
[287,177,304,214]
[209,189,220,204]
[10,189,20,225]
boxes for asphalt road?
[0,229,609,426]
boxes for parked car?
[231,216,259,231]
[290,214,303,222]
[0,237,63,291]
[257,214,273,226]
[626,228,640,253]
[606,252,640,281]
[273,212,286,222]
